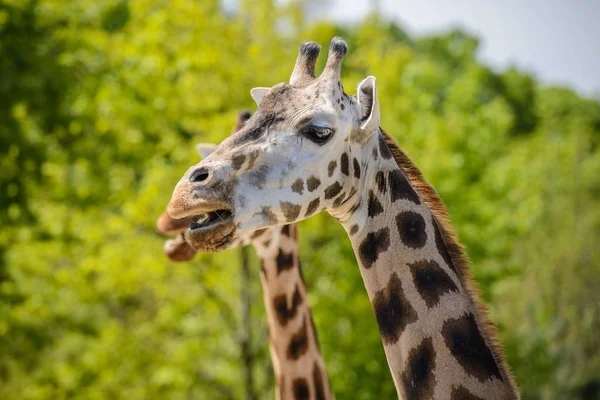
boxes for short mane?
[381,130,519,394]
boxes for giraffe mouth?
[187,209,233,233]
[183,209,236,252]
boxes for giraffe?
[156,113,333,400]
[165,39,520,399]
[159,218,332,400]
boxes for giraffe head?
[158,134,266,259]
[167,38,381,251]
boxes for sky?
[318,0,600,96]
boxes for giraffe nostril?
[190,167,210,183]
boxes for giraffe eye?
[301,125,334,145]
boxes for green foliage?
[1,1,599,399]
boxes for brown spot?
[451,386,484,400]
[231,154,246,170]
[292,178,304,194]
[442,313,503,382]
[327,160,337,177]
[313,362,326,400]
[410,259,459,308]
[348,199,362,215]
[372,146,379,160]
[396,211,427,249]
[350,224,359,235]
[358,227,391,269]
[246,150,260,170]
[307,175,321,192]
[372,272,418,345]
[281,224,291,237]
[260,206,278,225]
[433,216,456,273]
[281,201,302,222]
[345,186,358,202]
[353,158,361,178]
[367,190,384,217]
[332,192,346,208]
[340,103,345,110]
[249,164,269,188]
[305,198,320,217]
[378,134,393,159]
[341,153,350,175]
[401,337,437,400]
[375,171,387,194]
[389,169,420,204]
[324,182,343,199]
[250,228,267,239]
[287,317,309,360]
[276,248,295,274]
[273,285,303,326]
[293,377,310,400]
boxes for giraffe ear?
[357,76,380,137]
[250,87,270,106]
[195,143,218,159]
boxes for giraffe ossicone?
[167,38,519,399]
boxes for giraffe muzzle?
[165,185,237,252]
[180,208,236,252]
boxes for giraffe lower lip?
[188,210,233,231]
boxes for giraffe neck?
[337,131,518,399]
[252,224,333,400]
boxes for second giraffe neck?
[252,225,333,400]
[338,132,518,399]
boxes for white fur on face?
[228,94,361,233]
